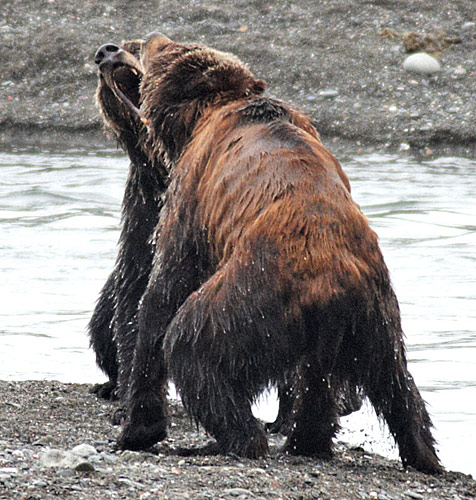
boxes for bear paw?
[117,418,168,451]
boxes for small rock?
[40,449,70,468]
[74,461,95,472]
[33,435,56,446]
[32,479,48,488]
[461,21,476,31]
[222,488,254,497]
[100,452,119,464]
[405,491,424,500]
[40,448,89,469]
[71,444,98,458]
[0,467,17,479]
[120,450,146,463]
[403,53,441,74]
[453,65,467,76]
[166,494,190,500]
[5,401,21,409]
[319,89,339,98]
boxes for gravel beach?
[1,381,475,500]
[1,1,475,498]
[0,0,475,155]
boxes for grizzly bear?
[89,40,169,400]
[104,33,441,473]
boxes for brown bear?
[89,40,169,400]
[92,36,361,426]
[108,33,441,473]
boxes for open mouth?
[110,64,142,116]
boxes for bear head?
[138,33,266,165]
[96,33,266,168]
[95,39,146,152]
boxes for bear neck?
[118,139,168,252]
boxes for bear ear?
[203,57,266,100]
[141,32,173,71]
[250,78,266,96]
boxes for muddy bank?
[1,0,475,155]
[0,381,474,500]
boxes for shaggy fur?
[89,39,169,400]
[115,34,441,474]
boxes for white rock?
[318,88,339,98]
[403,53,441,75]
[0,467,18,478]
[40,448,84,469]
[40,449,71,468]
[71,444,98,458]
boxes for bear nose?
[94,43,120,65]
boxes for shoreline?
[1,380,475,499]
[1,126,474,160]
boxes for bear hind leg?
[164,264,297,459]
[366,354,442,473]
[282,360,340,458]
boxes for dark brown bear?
[112,34,441,474]
[89,40,169,400]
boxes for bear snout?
[94,43,121,66]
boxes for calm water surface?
[1,145,475,476]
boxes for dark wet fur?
[88,59,168,402]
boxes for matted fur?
[114,35,441,473]
[89,39,169,400]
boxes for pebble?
[74,461,95,472]
[71,444,98,458]
[405,491,424,500]
[0,467,18,479]
[39,448,69,467]
[100,451,119,464]
[39,447,95,470]
[403,53,441,75]
[33,435,56,446]
[453,65,467,76]
[222,488,254,497]
[120,450,148,463]
[32,479,48,488]
[319,88,339,98]
[11,449,25,460]
[461,21,475,31]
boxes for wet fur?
[88,42,168,401]
[116,37,441,474]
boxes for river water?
[1,145,475,477]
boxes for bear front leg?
[116,283,172,450]
[117,247,204,450]
[88,271,118,399]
